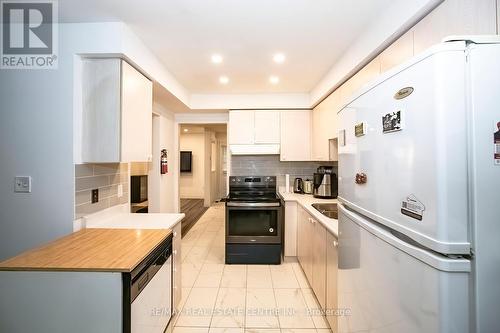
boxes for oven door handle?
[226,202,281,207]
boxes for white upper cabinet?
[312,90,340,161]
[229,110,281,154]
[229,110,255,145]
[254,111,280,144]
[280,110,311,161]
[82,58,152,163]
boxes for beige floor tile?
[194,264,224,288]
[209,328,244,333]
[247,265,273,289]
[184,247,210,269]
[315,330,332,333]
[220,265,247,288]
[204,246,225,264]
[270,264,300,289]
[245,289,279,329]
[196,232,218,247]
[182,267,201,288]
[301,289,329,329]
[280,330,317,333]
[290,263,310,289]
[211,288,246,328]
[274,289,314,329]
[176,288,218,327]
[173,327,209,333]
[244,330,281,333]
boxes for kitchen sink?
[311,203,338,219]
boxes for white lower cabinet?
[312,219,327,309]
[297,205,313,282]
[172,223,182,312]
[297,205,337,331]
[326,230,338,332]
[284,201,298,257]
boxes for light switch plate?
[14,176,31,193]
[117,184,123,198]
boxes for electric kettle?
[293,178,304,193]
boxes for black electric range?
[225,176,282,264]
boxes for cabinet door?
[326,231,338,331]
[229,110,255,144]
[312,90,340,161]
[297,206,312,283]
[312,219,327,309]
[254,111,280,144]
[280,111,311,161]
[172,223,182,312]
[284,201,298,257]
[81,58,122,163]
[121,60,153,162]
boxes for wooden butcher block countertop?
[0,228,172,272]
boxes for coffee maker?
[313,166,338,199]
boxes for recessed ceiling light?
[211,54,223,64]
[183,128,189,132]
[219,76,229,84]
[269,76,280,84]
[273,53,285,63]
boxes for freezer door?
[338,204,470,333]
[338,48,470,254]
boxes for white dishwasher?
[124,234,173,333]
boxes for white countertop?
[278,187,338,237]
[76,204,185,231]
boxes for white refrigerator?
[337,37,500,333]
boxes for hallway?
[174,203,332,333]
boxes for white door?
[338,204,470,333]
[338,45,469,254]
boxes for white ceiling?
[59,0,399,94]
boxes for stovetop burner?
[227,176,278,203]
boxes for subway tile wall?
[231,155,336,186]
[74,163,129,218]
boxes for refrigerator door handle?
[338,204,470,272]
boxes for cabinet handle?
[173,250,177,255]
[173,232,177,237]
[333,240,338,247]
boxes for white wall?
[0,23,122,260]
[149,104,177,213]
[179,132,206,199]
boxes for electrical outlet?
[117,184,123,198]
[14,176,31,193]
[91,189,99,203]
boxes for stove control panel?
[229,176,276,185]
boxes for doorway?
[178,123,227,234]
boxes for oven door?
[226,203,282,244]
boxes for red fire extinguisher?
[160,149,168,174]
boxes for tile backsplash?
[74,163,129,219]
[231,155,336,186]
